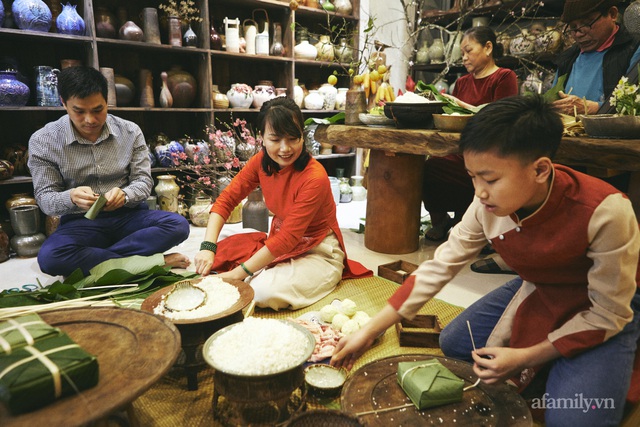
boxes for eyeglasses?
[563,14,603,36]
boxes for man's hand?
[553,91,599,115]
[70,186,99,211]
[103,187,126,211]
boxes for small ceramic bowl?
[304,364,347,398]
[432,113,473,132]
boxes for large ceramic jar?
[510,29,535,57]
[155,175,180,212]
[189,196,213,227]
[252,82,276,109]
[294,37,318,60]
[166,66,197,108]
[227,83,253,108]
[9,205,46,258]
[55,2,84,35]
[242,188,269,232]
[304,90,324,110]
[315,35,334,62]
[350,176,367,201]
[119,20,144,41]
[318,83,338,110]
[12,0,51,32]
[0,71,30,106]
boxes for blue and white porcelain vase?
[0,2,5,28]
[0,71,30,106]
[55,3,85,35]
[12,0,52,32]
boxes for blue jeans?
[440,277,640,427]
[38,204,190,276]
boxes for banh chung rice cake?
[207,318,312,375]
[154,276,240,320]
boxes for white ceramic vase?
[252,84,275,109]
[318,83,338,110]
[350,176,367,201]
[304,90,324,110]
[293,79,304,107]
[155,175,180,212]
[227,83,253,108]
[294,40,318,60]
[335,88,348,110]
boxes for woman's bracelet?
[240,262,254,277]
[200,241,217,253]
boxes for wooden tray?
[140,277,254,324]
[0,307,181,427]
[395,314,442,347]
[340,354,532,426]
[378,260,418,284]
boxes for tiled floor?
[1,200,509,308]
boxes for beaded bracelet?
[200,241,217,253]
[240,262,254,277]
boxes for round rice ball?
[352,311,371,327]
[340,298,358,317]
[341,319,361,336]
[332,313,350,331]
[319,304,340,323]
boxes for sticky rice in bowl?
[203,318,316,402]
[384,91,445,129]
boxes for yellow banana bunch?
[375,82,396,103]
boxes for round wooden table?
[0,307,181,427]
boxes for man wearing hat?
[553,0,640,115]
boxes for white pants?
[247,232,345,311]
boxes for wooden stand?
[364,150,425,254]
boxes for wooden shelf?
[0,176,33,186]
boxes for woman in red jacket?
[194,97,368,310]
[423,26,518,241]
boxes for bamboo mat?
[130,276,464,426]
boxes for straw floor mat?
[130,276,464,426]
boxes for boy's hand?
[70,186,99,211]
[471,347,528,384]
[330,326,376,371]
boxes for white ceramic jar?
[294,40,318,60]
[318,83,338,110]
[227,83,253,108]
[304,90,324,110]
[335,88,348,110]
[252,84,275,109]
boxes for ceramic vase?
[189,196,212,227]
[334,37,353,63]
[335,87,347,110]
[34,66,61,107]
[12,0,51,32]
[210,20,223,50]
[9,205,46,257]
[416,41,430,64]
[183,25,197,47]
[168,16,182,47]
[252,82,275,109]
[428,38,445,63]
[0,160,15,180]
[270,22,285,56]
[304,90,324,110]
[211,84,229,108]
[293,79,304,108]
[142,8,161,44]
[0,71,30,107]
[184,139,210,164]
[345,88,366,125]
[95,7,116,38]
[224,17,240,53]
[236,142,256,161]
[99,67,117,107]
[350,176,366,201]
[155,175,180,212]
[321,0,336,11]
[159,71,173,108]
[510,29,535,57]
[227,83,253,108]
[114,75,135,106]
[318,83,338,110]
[119,20,144,41]
[625,0,640,35]
[0,225,9,263]
[334,0,353,15]
[166,66,197,108]
[339,177,352,203]
[139,69,154,108]
[0,2,5,29]
[55,2,84,35]
[242,188,269,232]
[447,31,463,64]
[315,35,334,62]
[294,40,317,60]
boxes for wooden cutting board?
[341,354,532,426]
[0,307,180,427]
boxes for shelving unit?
[0,0,360,212]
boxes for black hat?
[561,0,619,23]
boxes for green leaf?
[415,82,476,115]
[542,74,567,103]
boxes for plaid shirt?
[28,114,152,216]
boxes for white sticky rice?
[207,318,311,375]
[154,276,240,320]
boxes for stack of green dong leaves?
[0,313,99,415]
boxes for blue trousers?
[38,204,190,276]
[440,277,640,427]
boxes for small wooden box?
[395,314,443,348]
[377,260,419,284]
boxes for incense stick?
[355,403,414,416]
